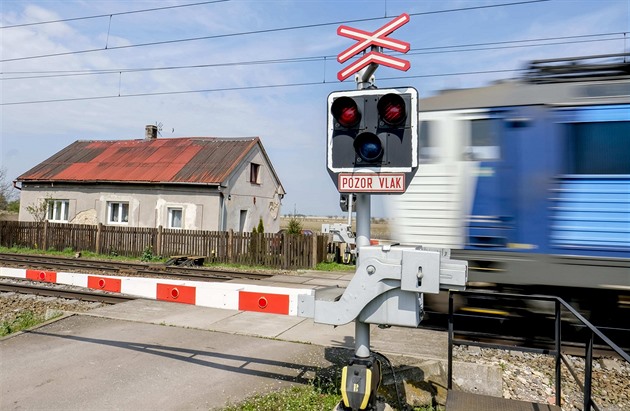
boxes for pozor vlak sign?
[326,87,419,194]
[338,173,406,193]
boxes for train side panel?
[388,97,630,291]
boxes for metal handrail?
[447,290,630,411]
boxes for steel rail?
[0,281,136,304]
[0,252,274,281]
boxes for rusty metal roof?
[17,137,262,185]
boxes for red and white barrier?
[0,267,313,316]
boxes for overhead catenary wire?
[0,0,230,29]
[0,0,549,63]
[4,0,624,106]
[4,39,628,104]
[1,67,525,106]
[2,32,624,80]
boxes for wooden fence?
[0,221,329,269]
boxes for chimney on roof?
[145,125,158,140]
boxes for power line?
[0,1,230,29]
[1,56,326,79]
[1,67,527,106]
[1,0,549,63]
[1,32,623,82]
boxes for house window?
[107,202,129,224]
[239,210,247,233]
[168,207,183,229]
[47,200,69,222]
[250,163,261,184]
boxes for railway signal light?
[326,87,418,193]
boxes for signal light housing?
[326,87,418,193]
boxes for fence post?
[447,292,454,390]
[95,223,102,254]
[311,234,317,268]
[42,220,49,250]
[584,331,594,411]
[555,299,562,407]
[227,229,234,263]
[157,225,163,256]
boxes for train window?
[419,121,438,162]
[569,121,630,174]
[465,119,500,161]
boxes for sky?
[1,0,629,217]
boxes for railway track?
[0,252,274,282]
[0,281,136,304]
[421,309,630,359]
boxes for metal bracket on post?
[355,46,380,90]
[298,245,468,325]
[300,244,467,410]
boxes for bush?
[286,218,302,235]
[141,245,157,262]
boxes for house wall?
[222,148,283,233]
[17,147,283,232]
[18,183,222,231]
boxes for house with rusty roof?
[14,126,285,232]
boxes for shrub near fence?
[0,221,328,269]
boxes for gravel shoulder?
[453,345,630,411]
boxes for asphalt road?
[1,314,344,411]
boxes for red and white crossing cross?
[337,13,411,81]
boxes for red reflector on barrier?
[238,291,289,315]
[87,276,122,293]
[26,270,57,283]
[156,284,196,305]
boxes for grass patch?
[1,245,359,273]
[205,262,279,272]
[314,261,356,272]
[0,245,156,263]
[0,310,43,337]
[221,385,340,411]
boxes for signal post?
[297,13,468,411]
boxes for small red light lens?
[378,93,406,126]
[331,96,361,128]
[339,106,359,127]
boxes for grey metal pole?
[347,194,353,226]
[354,193,371,358]
[350,56,378,358]
[353,56,378,359]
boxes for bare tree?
[26,195,51,223]
[0,168,15,211]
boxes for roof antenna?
[155,122,163,137]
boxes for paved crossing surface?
[1,271,450,410]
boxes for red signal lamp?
[331,96,361,128]
[377,93,406,126]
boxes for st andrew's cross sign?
[336,13,411,81]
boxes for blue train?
[389,53,630,322]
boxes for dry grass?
[280,216,391,240]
